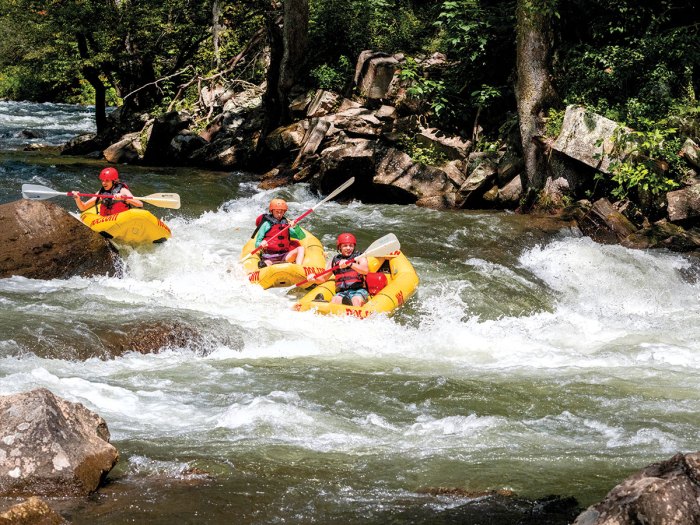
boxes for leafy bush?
[395,133,448,166]
[604,125,682,201]
[310,56,352,91]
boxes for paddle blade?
[138,193,181,209]
[360,233,400,258]
[21,184,63,200]
[311,177,355,210]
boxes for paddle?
[240,176,355,261]
[21,183,181,209]
[293,233,400,288]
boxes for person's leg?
[331,290,348,304]
[350,289,369,307]
[285,246,305,264]
[294,246,305,264]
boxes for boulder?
[317,140,375,194]
[553,105,631,174]
[587,198,638,241]
[414,128,471,161]
[497,150,524,186]
[354,51,399,100]
[497,175,523,207]
[265,121,308,152]
[679,138,700,171]
[102,132,142,164]
[0,388,118,497]
[170,133,209,161]
[459,158,498,202]
[0,496,67,524]
[306,90,340,118]
[667,183,700,222]
[292,118,334,168]
[0,200,118,280]
[573,452,700,525]
[373,147,460,206]
[624,221,700,251]
[142,110,192,165]
[60,133,102,157]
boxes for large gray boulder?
[573,452,700,525]
[553,105,630,174]
[0,388,119,497]
[354,50,399,100]
[0,200,118,280]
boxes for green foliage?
[0,0,265,108]
[544,107,566,138]
[604,125,681,201]
[308,0,428,70]
[556,1,700,127]
[399,57,452,120]
[395,133,448,166]
[310,56,352,91]
[434,0,492,62]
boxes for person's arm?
[289,222,306,240]
[254,222,271,248]
[119,188,143,208]
[310,258,334,283]
[339,256,368,275]
[72,192,97,212]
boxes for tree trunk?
[261,0,309,138]
[515,0,558,208]
[76,33,107,135]
[212,0,221,68]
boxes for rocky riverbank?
[56,50,700,254]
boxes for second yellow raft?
[293,249,419,318]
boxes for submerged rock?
[0,388,118,497]
[0,496,68,524]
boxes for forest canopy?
[0,0,697,141]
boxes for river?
[1,100,699,524]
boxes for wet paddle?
[240,177,355,261]
[293,233,401,288]
[21,183,181,209]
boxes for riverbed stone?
[0,200,118,280]
[0,496,68,524]
[0,388,118,497]
[573,452,700,525]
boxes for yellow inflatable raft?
[293,250,419,318]
[80,208,172,244]
[240,228,326,289]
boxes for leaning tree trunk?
[515,0,559,209]
[261,0,309,138]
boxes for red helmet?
[99,167,119,181]
[269,198,288,212]
[336,232,356,247]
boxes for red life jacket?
[98,182,131,216]
[260,214,292,254]
[332,252,366,291]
